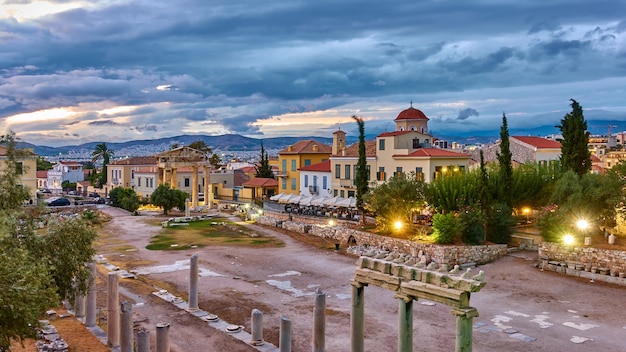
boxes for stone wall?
[257,215,508,266]
[539,242,626,276]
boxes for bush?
[458,206,485,245]
[486,203,516,244]
[432,213,462,244]
[537,204,569,243]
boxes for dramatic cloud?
[0,0,624,146]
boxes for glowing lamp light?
[328,220,335,226]
[576,219,589,230]
[257,209,263,215]
[394,221,403,231]
[563,234,575,245]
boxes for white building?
[298,160,332,197]
[47,161,83,193]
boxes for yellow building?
[277,140,331,195]
[107,156,158,194]
[0,145,38,203]
[330,130,377,198]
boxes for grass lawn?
[146,218,285,250]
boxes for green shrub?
[486,203,516,244]
[432,213,462,244]
[458,206,485,245]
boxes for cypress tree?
[353,115,369,220]
[497,113,513,207]
[255,141,274,178]
[557,99,592,176]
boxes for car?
[89,192,100,198]
[94,197,106,204]
[68,190,78,196]
[38,189,52,194]
[47,197,71,206]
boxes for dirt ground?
[52,206,626,351]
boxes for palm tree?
[91,142,114,185]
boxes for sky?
[1,0,625,147]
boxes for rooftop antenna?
[410,100,413,108]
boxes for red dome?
[394,106,429,121]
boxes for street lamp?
[576,219,590,245]
[563,234,575,245]
[394,220,403,231]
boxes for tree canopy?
[557,99,591,176]
[364,173,425,231]
[150,184,187,215]
[255,141,274,178]
[91,142,114,186]
[353,115,369,220]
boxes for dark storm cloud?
[457,108,480,121]
[1,0,625,144]
[88,120,120,126]
[133,125,158,133]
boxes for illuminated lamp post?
[576,219,591,246]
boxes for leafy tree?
[363,173,425,231]
[0,131,31,210]
[432,213,462,244]
[0,132,97,348]
[208,153,222,169]
[91,142,114,185]
[426,171,480,213]
[496,113,513,207]
[36,156,53,171]
[109,187,140,212]
[151,184,187,215]
[557,99,591,176]
[486,203,516,244]
[188,140,212,154]
[255,141,274,178]
[458,205,485,245]
[353,116,369,223]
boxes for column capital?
[394,293,415,302]
[350,280,368,289]
[451,307,479,319]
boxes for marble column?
[120,301,133,352]
[350,281,366,352]
[279,315,292,352]
[107,272,120,348]
[86,263,97,327]
[170,168,177,189]
[203,166,211,209]
[313,289,326,352]
[396,294,413,352]
[187,253,199,311]
[250,309,264,346]
[156,322,170,352]
[192,166,199,208]
[451,307,479,352]
[75,292,86,319]
[136,329,150,352]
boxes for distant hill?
[17,134,336,156]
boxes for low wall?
[257,215,508,266]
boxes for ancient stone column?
[120,301,133,352]
[396,295,413,352]
[451,307,479,352]
[192,166,199,208]
[170,168,177,189]
[350,281,365,352]
[280,315,292,352]
[75,292,86,319]
[203,166,211,209]
[185,197,190,217]
[156,322,170,352]
[313,288,326,352]
[136,329,150,352]
[187,253,199,311]
[107,272,120,348]
[86,262,97,327]
[250,309,264,346]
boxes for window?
[340,190,345,197]
[138,177,142,187]
[377,167,386,181]
[291,178,296,190]
[15,162,23,175]
[131,170,135,179]
[345,165,351,180]
[333,189,338,197]
[291,159,296,171]
[412,138,420,148]
[184,178,190,187]
[353,165,357,185]
[304,175,309,187]
[304,159,311,166]
[415,167,424,181]
[335,164,341,179]
[322,176,327,189]
[347,190,355,197]
[282,159,287,173]
[379,139,385,150]
[395,167,403,177]
[366,165,371,181]
[282,178,287,190]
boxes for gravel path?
[96,206,626,352]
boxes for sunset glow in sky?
[1,1,625,146]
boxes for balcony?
[276,169,288,177]
[308,185,318,195]
[339,179,355,188]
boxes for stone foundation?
[257,215,507,266]
[538,242,626,286]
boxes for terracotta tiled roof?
[331,140,377,157]
[299,160,331,172]
[233,170,250,187]
[590,154,602,163]
[37,170,48,178]
[243,177,278,187]
[512,136,561,149]
[377,130,413,138]
[395,148,470,158]
[110,156,158,165]
[278,140,332,154]
[239,166,257,173]
[394,106,429,121]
